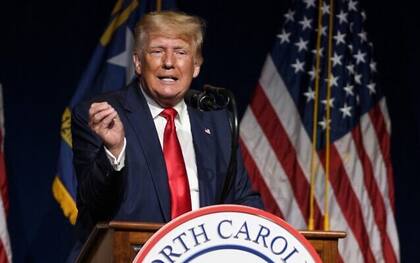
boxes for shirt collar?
[140,85,187,124]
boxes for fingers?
[88,102,120,131]
[89,102,114,123]
[88,102,125,151]
[101,110,118,129]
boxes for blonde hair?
[134,11,205,65]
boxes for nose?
[162,51,175,69]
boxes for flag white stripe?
[240,109,306,228]
[337,226,364,263]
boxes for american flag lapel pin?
[204,128,211,135]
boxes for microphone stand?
[186,85,239,204]
[217,89,239,204]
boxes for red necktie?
[160,108,192,219]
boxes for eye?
[149,49,163,56]
[175,49,188,56]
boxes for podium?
[76,221,345,263]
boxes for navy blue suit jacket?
[71,81,263,243]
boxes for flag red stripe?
[250,83,322,226]
[0,132,8,215]
[0,156,8,215]
[320,145,376,262]
[352,123,398,263]
[240,139,284,219]
[0,241,8,263]
[369,103,395,213]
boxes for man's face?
[133,34,201,107]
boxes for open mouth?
[158,76,178,82]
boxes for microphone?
[185,85,230,111]
[184,89,218,111]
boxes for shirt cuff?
[104,138,127,171]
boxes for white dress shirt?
[105,88,200,210]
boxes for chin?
[156,94,182,107]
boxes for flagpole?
[100,0,140,46]
[324,0,336,231]
[308,0,325,231]
[111,0,124,15]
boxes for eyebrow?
[149,44,190,50]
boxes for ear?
[193,63,201,78]
[132,53,142,75]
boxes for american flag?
[0,83,11,263]
[239,0,399,262]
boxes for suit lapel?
[188,108,218,207]
[120,82,170,221]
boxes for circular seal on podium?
[134,205,321,263]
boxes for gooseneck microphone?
[185,84,239,205]
[184,89,218,111]
[184,84,230,111]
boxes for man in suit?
[71,10,263,250]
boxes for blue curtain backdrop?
[0,0,418,262]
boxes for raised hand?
[88,102,125,157]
